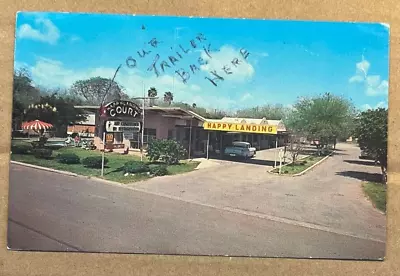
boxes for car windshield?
[233,143,249,148]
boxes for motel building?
[71,101,288,159]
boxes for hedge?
[11,144,32,154]
[56,153,80,164]
[82,156,108,168]
[123,161,150,174]
[32,148,53,159]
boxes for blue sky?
[14,12,390,112]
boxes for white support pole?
[274,135,278,168]
[101,131,105,177]
[206,131,210,160]
[141,82,145,162]
[188,118,193,160]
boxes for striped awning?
[22,120,53,130]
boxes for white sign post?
[278,149,284,175]
[101,131,106,177]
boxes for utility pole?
[131,87,158,161]
[100,64,122,177]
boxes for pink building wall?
[93,112,191,151]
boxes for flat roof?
[74,105,286,130]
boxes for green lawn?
[272,155,326,175]
[10,141,200,184]
[362,182,387,212]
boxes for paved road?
[8,163,384,259]
[130,143,386,242]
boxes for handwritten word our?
[125,33,250,87]
[125,34,207,71]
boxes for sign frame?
[203,121,278,135]
[103,100,142,118]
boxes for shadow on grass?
[344,160,378,166]
[105,166,124,175]
[336,171,383,183]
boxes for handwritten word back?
[125,33,250,87]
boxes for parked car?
[224,141,256,159]
[359,150,376,161]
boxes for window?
[144,128,157,137]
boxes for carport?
[203,120,286,167]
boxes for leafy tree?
[163,91,174,106]
[287,92,356,150]
[354,108,388,183]
[12,99,25,132]
[192,103,197,108]
[69,77,127,105]
[24,93,87,137]
[13,68,41,106]
[147,87,158,106]
[286,134,304,165]
[235,104,291,122]
[12,69,41,133]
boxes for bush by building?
[147,139,187,165]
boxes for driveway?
[128,143,386,242]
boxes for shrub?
[32,148,53,159]
[150,164,168,176]
[147,139,187,165]
[56,153,80,164]
[123,161,150,174]
[82,156,108,168]
[11,143,32,154]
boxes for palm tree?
[163,91,174,106]
[192,103,197,109]
[147,87,157,106]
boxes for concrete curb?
[267,154,309,174]
[293,151,334,177]
[10,161,78,177]
[269,151,334,177]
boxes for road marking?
[90,195,108,200]
[8,218,82,251]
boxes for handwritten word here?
[125,33,250,87]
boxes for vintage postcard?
[8,12,389,260]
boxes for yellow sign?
[203,121,277,134]
[105,133,114,144]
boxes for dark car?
[359,150,377,161]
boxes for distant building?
[67,113,96,137]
